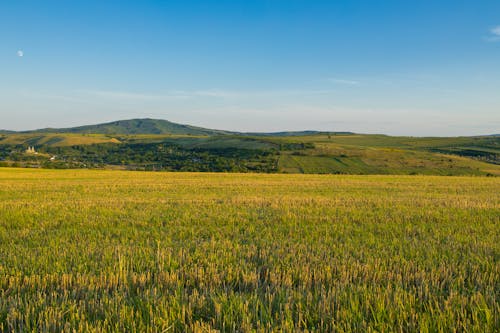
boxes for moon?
[17,50,24,57]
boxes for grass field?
[0,133,122,147]
[0,168,499,332]
[272,134,500,175]
[2,132,498,175]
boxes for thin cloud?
[188,89,336,98]
[192,90,243,98]
[79,90,190,100]
[328,78,360,85]
[78,88,336,100]
[484,25,500,42]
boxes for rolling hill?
[18,118,232,136]
[4,118,328,137]
[0,119,499,175]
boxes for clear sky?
[1,0,499,135]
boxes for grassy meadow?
[2,130,499,175]
[0,168,499,332]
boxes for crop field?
[0,168,498,332]
[2,131,499,175]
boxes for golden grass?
[0,134,121,147]
[0,168,498,332]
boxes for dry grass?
[0,168,498,332]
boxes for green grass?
[2,132,499,175]
[0,168,498,332]
[278,154,370,174]
[26,118,231,136]
[278,148,496,175]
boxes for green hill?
[9,119,344,137]
[1,120,499,176]
[268,134,499,175]
[24,118,231,136]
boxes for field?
[1,124,499,175]
[0,168,499,332]
[273,134,500,175]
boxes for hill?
[269,134,499,175]
[8,118,335,137]
[0,119,499,176]
[24,118,232,136]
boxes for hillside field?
[0,168,498,332]
[1,130,499,176]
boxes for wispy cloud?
[78,88,336,100]
[79,90,190,100]
[328,78,360,85]
[484,25,500,42]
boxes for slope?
[23,118,231,136]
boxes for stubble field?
[0,168,498,332]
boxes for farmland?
[0,168,498,331]
[1,131,499,176]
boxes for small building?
[26,146,36,154]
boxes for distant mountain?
[11,118,339,136]
[22,119,232,136]
[244,131,352,137]
[2,118,496,137]
[1,119,498,175]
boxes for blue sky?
[1,0,499,135]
